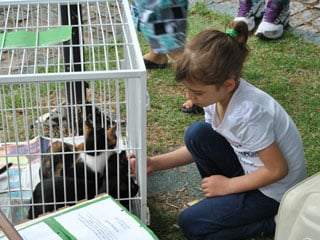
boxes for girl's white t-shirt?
[204,79,307,202]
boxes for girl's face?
[183,80,233,107]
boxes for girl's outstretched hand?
[129,153,137,178]
[129,153,154,178]
[201,175,231,198]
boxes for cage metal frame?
[0,0,148,225]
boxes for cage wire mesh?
[0,0,147,226]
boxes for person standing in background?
[131,0,204,113]
[131,0,188,69]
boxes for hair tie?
[226,28,237,38]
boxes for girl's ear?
[224,78,237,92]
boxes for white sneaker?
[234,0,265,31]
[255,21,284,39]
[255,0,290,39]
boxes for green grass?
[139,2,320,239]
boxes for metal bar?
[60,3,85,104]
[0,0,147,225]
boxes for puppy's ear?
[107,125,117,148]
[76,143,84,151]
[50,141,63,153]
[83,120,92,139]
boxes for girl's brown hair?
[175,21,249,86]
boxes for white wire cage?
[0,0,148,226]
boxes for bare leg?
[143,48,183,64]
[143,48,168,65]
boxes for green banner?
[0,26,72,48]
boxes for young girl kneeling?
[131,21,307,239]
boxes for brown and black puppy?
[28,175,96,219]
[74,119,117,178]
[28,151,139,219]
[29,120,118,219]
[39,118,117,179]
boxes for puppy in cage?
[39,119,117,180]
[28,119,139,219]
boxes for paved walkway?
[200,0,320,45]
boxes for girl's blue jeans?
[178,121,279,240]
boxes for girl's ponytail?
[227,21,249,49]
